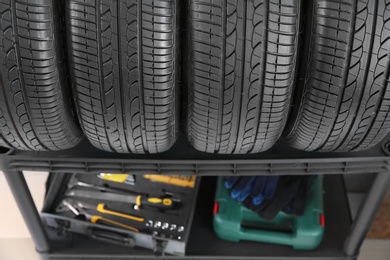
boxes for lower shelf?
[42,175,353,260]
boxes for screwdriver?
[67,189,174,210]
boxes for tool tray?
[40,173,200,256]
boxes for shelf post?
[3,170,51,253]
[343,171,390,257]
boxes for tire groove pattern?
[287,0,390,152]
[98,0,116,152]
[0,0,81,151]
[317,0,357,150]
[216,0,226,151]
[137,0,147,152]
[67,0,178,153]
[251,0,269,153]
[117,0,131,153]
[235,0,249,154]
[188,0,300,154]
[10,0,48,150]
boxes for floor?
[0,171,389,260]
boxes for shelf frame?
[3,169,389,259]
[2,136,390,259]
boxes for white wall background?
[0,171,47,260]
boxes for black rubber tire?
[0,0,82,151]
[66,0,179,154]
[186,0,301,154]
[286,0,390,152]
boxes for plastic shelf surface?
[1,134,390,176]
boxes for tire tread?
[0,0,81,151]
[187,0,300,154]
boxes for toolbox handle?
[239,228,294,245]
[88,228,135,248]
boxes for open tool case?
[40,173,200,256]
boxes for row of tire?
[0,0,389,154]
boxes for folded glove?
[248,176,314,220]
[283,176,314,216]
[224,176,279,205]
[225,176,255,202]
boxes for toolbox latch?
[43,217,70,237]
[152,237,167,256]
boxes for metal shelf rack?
[1,134,390,259]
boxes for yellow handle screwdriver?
[67,190,174,210]
[90,216,139,232]
[96,203,144,222]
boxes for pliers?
[56,199,141,232]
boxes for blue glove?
[224,176,240,189]
[224,176,279,205]
[226,176,255,202]
[251,176,279,205]
[257,176,314,220]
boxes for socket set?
[146,220,185,240]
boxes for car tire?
[66,0,180,153]
[0,0,82,151]
[186,0,301,154]
[286,0,390,152]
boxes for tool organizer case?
[41,173,200,256]
[213,176,324,250]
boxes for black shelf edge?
[41,175,354,260]
[1,134,390,175]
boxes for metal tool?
[86,201,144,222]
[98,173,135,185]
[66,189,174,210]
[145,221,181,232]
[144,175,196,188]
[162,190,182,203]
[169,224,177,231]
[162,223,169,230]
[154,221,162,229]
[57,199,144,222]
[56,199,139,232]
[68,175,130,194]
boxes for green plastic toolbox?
[213,176,325,250]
